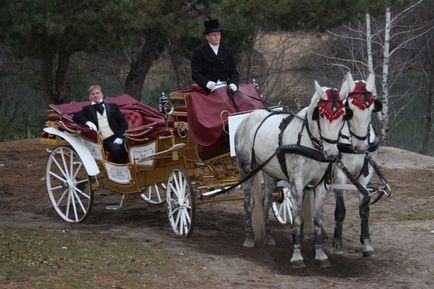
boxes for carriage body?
[40,84,265,236]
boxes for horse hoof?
[333,249,343,255]
[243,239,255,248]
[317,259,331,268]
[363,250,374,257]
[291,260,306,269]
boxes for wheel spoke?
[72,162,83,179]
[52,155,67,179]
[169,182,178,198]
[50,184,64,191]
[183,208,191,223]
[72,189,87,214]
[59,148,71,179]
[174,206,181,231]
[69,189,79,222]
[173,172,181,196]
[49,168,67,182]
[56,189,69,206]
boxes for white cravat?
[209,43,219,55]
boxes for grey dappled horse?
[332,72,383,257]
[235,78,352,268]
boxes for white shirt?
[209,43,219,55]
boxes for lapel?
[88,105,98,124]
[205,43,219,60]
[104,103,111,121]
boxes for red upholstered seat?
[121,109,145,130]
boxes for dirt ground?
[0,139,433,289]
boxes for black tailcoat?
[191,43,239,93]
[73,103,128,139]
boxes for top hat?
[203,19,220,34]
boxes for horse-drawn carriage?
[40,83,265,237]
[40,73,391,268]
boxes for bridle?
[344,82,379,142]
[306,88,346,150]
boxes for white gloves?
[85,121,97,131]
[206,81,216,90]
[229,83,237,92]
[113,138,123,145]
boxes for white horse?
[332,72,383,257]
[235,78,352,268]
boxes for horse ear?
[314,80,325,101]
[339,72,355,99]
[366,72,377,96]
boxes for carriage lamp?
[158,92,168,114]
[159,92,174,128]
[252,78,260,90]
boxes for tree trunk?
[125,29,164,99]
[168,38,191,89]
[41,53,71,104]
[42,57,55,104]
[366,12,374,77]
[379,7,391,144]
[420,58,433,155]
[55,52,71,104]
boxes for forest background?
[0,0,432,155]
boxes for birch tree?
[316,0,432,145]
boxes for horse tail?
[251,172,266,244]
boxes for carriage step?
[105,205,121,211]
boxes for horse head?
[342,72,382,153]
[308,81,346,160]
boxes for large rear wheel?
[166,168,195,237]
[46,146,93,222]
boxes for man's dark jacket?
[191,43,239,93]
[73,103,128,139]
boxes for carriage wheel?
[46,146,93,223]
[140,183,166,205]
[166,168,195,237]
[272,187,294,225]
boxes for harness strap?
[304,115,322,150]
[251,110,286,170]
[337,137,380,154]
[277,114,296,178]
[336,159,370,198]
[277,144,334,190]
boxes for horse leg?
[251,173,266,245]
[359,194,374,256]
[262,173,276,246]
[242,173,255,248]
[333,189,346,255]
[313,187,330,267]
[289,183,305,268]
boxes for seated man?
[73,84,128,163]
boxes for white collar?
[208,43,219,55]
[91,100,104,105]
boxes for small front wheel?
[140,183,166,205]
[46,146,93,222]
[166,168,195,237]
